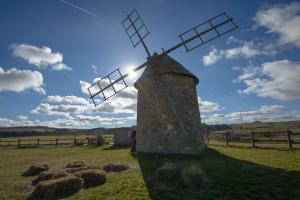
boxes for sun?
[126,66,137,79]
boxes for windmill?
[87,9,238,154]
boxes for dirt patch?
[76,169,107,188]
[103,163,129,172]
[27,175,83,200]
[22,164,49,177]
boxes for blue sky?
[0,0,299,128]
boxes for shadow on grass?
[137,148,300,200]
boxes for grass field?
[0,145,299,200]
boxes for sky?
[0,0,300,128]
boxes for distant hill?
[0,126,136,138]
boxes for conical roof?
[134,53,199,88]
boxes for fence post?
[73,138,77,146]
[206,132,210,145]
[55,139,58,147]
[287,129,293,150]
[225,131,229,146]
[251,131,255,148]
[18,139,21,149]
[37,139,40,148]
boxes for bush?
[76,169,107,188]
[32,170,69,186]
[22,164,49,177]
[181,166,207,188]
[103,163,129,173]
[155,163,181,182]
[27,176,83,200]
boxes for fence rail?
[0,136,114,148]
[206,129,300,149]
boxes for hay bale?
[22,164,49,177]
[64,163,102,174]
[27,175,83,200]
[155,163,181,181]
[65,161,85,168]
[181,166,207,187]
[32,170,70,186]
[76,169,107,188]
[103,163,129,172]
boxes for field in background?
[0,145,299,200]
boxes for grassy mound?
[32,170,70,186]
[181,166,207,188]
[27,176,83,200]
[155,162,181,181]
[21,164,49,177]
[76,169,107,188]
[103,163,129,172]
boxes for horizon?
[1,0,300,128]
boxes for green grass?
[0,145,299,200]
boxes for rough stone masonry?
[134,53,206,154]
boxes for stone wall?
[135,72,205,154]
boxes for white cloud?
[91,65,98,74]
[233,66,261,83]
[80,80,90,95]
[202,105,299,124]
[202,37,277,66]
[17,115,28,121]
[198,97,221,112]
[31,103,80,118]
[0,116,90,128]
[45,95,88,105]
[0,67,45,94]
[202,49,223,66]
[237,60,300,100]
[52,63,72,71]
[10,44,71,71]
[254,2,300,48]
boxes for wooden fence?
[0,135,114,148]
[206,129,300,149]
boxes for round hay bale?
[155,163,181,182]
[27,175,83,200]
[181,166,207,188]
[64,163,102,174]
[65,161,85,168]
[22,164,49,177]
[32,170,70,186]
[76,169,107,188]
[103,163,129,173]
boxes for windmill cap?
[134,53,199,88]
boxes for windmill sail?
[88,10,238,107]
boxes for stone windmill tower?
[87,9,238,154]
[134,53,203,153]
